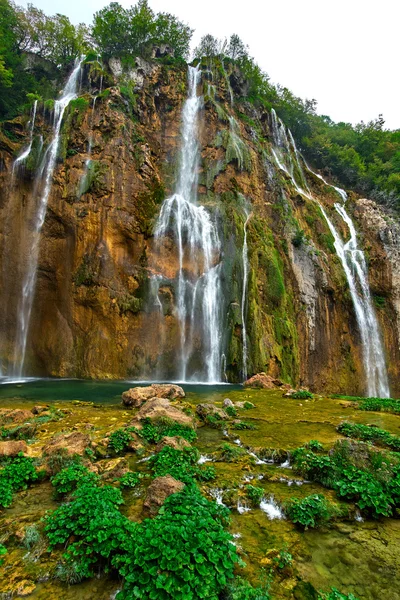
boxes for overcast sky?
[18,0,400,129]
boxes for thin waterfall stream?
[270,109,390,397]
[241,210,251,381]
[12,100,38,176]
[154,65,223,383]
[12,59,82,378]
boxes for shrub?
[226,406,238,417]
[225,574,271,600]
[291,390,313,399]
[0,453,38,508]
[232,421,256,430]
[273,548,293,570]
[23,525,41,550]
[45,483,135,579]
[338,422,400,451]
[108,428,136,454]
[51,464,99,496]
[0,544,6,566]
[306,440,324,452]
[245,485,264,506]
[319,588,359,600]
[139,418,197,444]
[358,397,400,415]
[115,486,239,600]
[219,443,246,463]
[151,446,199,483]
[119,471,142,488]
[243,402,255,410]
[285,494,334,529]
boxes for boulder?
[100,458,129,481]
[0,440,27,457]
[244,373,279,389]
[122,383,185,408]
[283,389,297,397]
[144,475,184,513]
[223,398,234,408]
[235,401,255,409]
[132,398,193,427]
[196,404,229,421]
[43,431,90,456]
[0,409,33,425]
[155,436,191,453]
[31,405,49,415]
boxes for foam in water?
[270,109,390,398]
[154,66,223,383]
[12,59,82,378]
[260,496,284,519]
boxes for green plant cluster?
[218,443,246,463]
[138,417,197,444]
[108,427,137,454]
[338,422,400,452]
[0,407,62,441]
[119,471,142,488]
[245,485,264,506]
[221,574,272,600]
[150,446,215,483]
[319,588,359,600]
[51,464,99,496]
[358,397,400,414]
[0,453,38,508]
[284,494,336,529]
[292,441,400,517]
[232,421,256,430]
[0,544,6,566]
[290,390,314,399]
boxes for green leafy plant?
[273,547,293,570]
[319,588,359,600]
[139,418,196,444]
[243,402,255,410]
[108,428,136,454]
[115,486,239,600]
[291,390,314,399]
[23,524,41,550]
[245,485,264,506]
[284,494,335,528]
[119,471,142,488]
[232,421,256,430]
[151,446,199,483]
[358,397,400,414]
[219,443,246,463]
[0,544,6,566]
[225,573,271,599]
[0,453,38,508]
[338,422,400,451]
[306,440,324,452]
[51,464,99,496]
[226,406,238,417]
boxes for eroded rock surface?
[143,475,184,513]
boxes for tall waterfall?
[12,59,82,377]
[270,109,390,397]
[241,210,251,381]
[12,100,38,175]
[154,65,223,383]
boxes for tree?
[194,34,222,59]
[154,12,193,59]
[226,34,248,61]
[92,3,131,57]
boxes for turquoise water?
[0,378,242,404]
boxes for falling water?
[12,59,82,377]
[270,108,390,397]
[79,66,103,196]
[241,210,251,381]
[154,65,223,382]
[12,100,38,175]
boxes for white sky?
[18,0,400,129]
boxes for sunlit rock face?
[0,58,398,395]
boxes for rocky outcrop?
[0,440,28,457]
[244,373,284,389]
[122,384,185,407]
[155,435,191,452]
[43,431,90,456]
[143,475,184,513]
[196,404,229,421]
[132,397,194,427]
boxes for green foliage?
[285,494,334,529]
[51,464,99,496]
[319,588,359,600]
[232,421,256,430]
[0,453,38,508]
[245,485,264,506]
[108,427,136,454]
[292,228,306,248]
[115,486,239,600]
[291,390,314,399]
[0,543,6,566]
[243,402,256,410]
[338,422,400,451]
[135,417,197,444]
[358,397,400,415]
[70,97,89,112]
[306,440,324,452]
[150,446,199,483]
[23,524,41,550]
[219,443,246,463]
[225,406,238,417]
[119,471,141,488]
[273,548,293,570]
[45,483,134,579]
[225,575,271,600]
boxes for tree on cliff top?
[92,1,193,60]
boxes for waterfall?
[12,100,38,176]
[154,65,223,382]
[270,109,390,397]
[12,59,82,377]
[241,210,251,381]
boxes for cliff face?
[0,58,399,395]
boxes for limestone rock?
[144,475,184,513]
[122,383,185,407]
[0,440,28,457]
[100,457,129,481]
[132,397,193,427]
[223,398,234,408]
[43,431,90,456]
[196,404,229,421]
[244,373,278,389]
[0,409,33,425]
[155,435,191,453]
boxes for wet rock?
[244,373,279,389]
[155,436,191,452]
[132,398,193,427]
[283,389,297,397]
[43,431,90,456]
[31,405,49,415]
[122,384,185,407]
[0,440,28,457]
[340,400,358,408]
[0,409,33,425]
[196,404,229,421]
[223,398,234,408]
[144,475,184,513]
[100,457,129,481]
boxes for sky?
[18,0,400,129]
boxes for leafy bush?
[139,418,197,444]
[45,483,135,579]
[0,544,6,566]
[115,486,239,600]
[225,574,271,600]
[0,453,38,508]
[196,465,217,481]
[108,428,136,454]
[232,421,256,430]
[358,397,400,414]
[306,440,324,452]
[245,485,264,506]
[23,524,41,550]
[219,443,246,463]
[51,464,99,496]
[243,402,255,410]
[285,494,334,529]
[291,390,314,399]
[151,446,199,483]
[338,422,400,451]
[273,548,293,570]
[119,471,142,488]
[226,406,238,417]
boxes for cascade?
[12,100,38,176]
[154,65,223,383]
[12,59,82,377]
[241,210,251,381]
[79,63,103,196]
[270,109,390,397]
